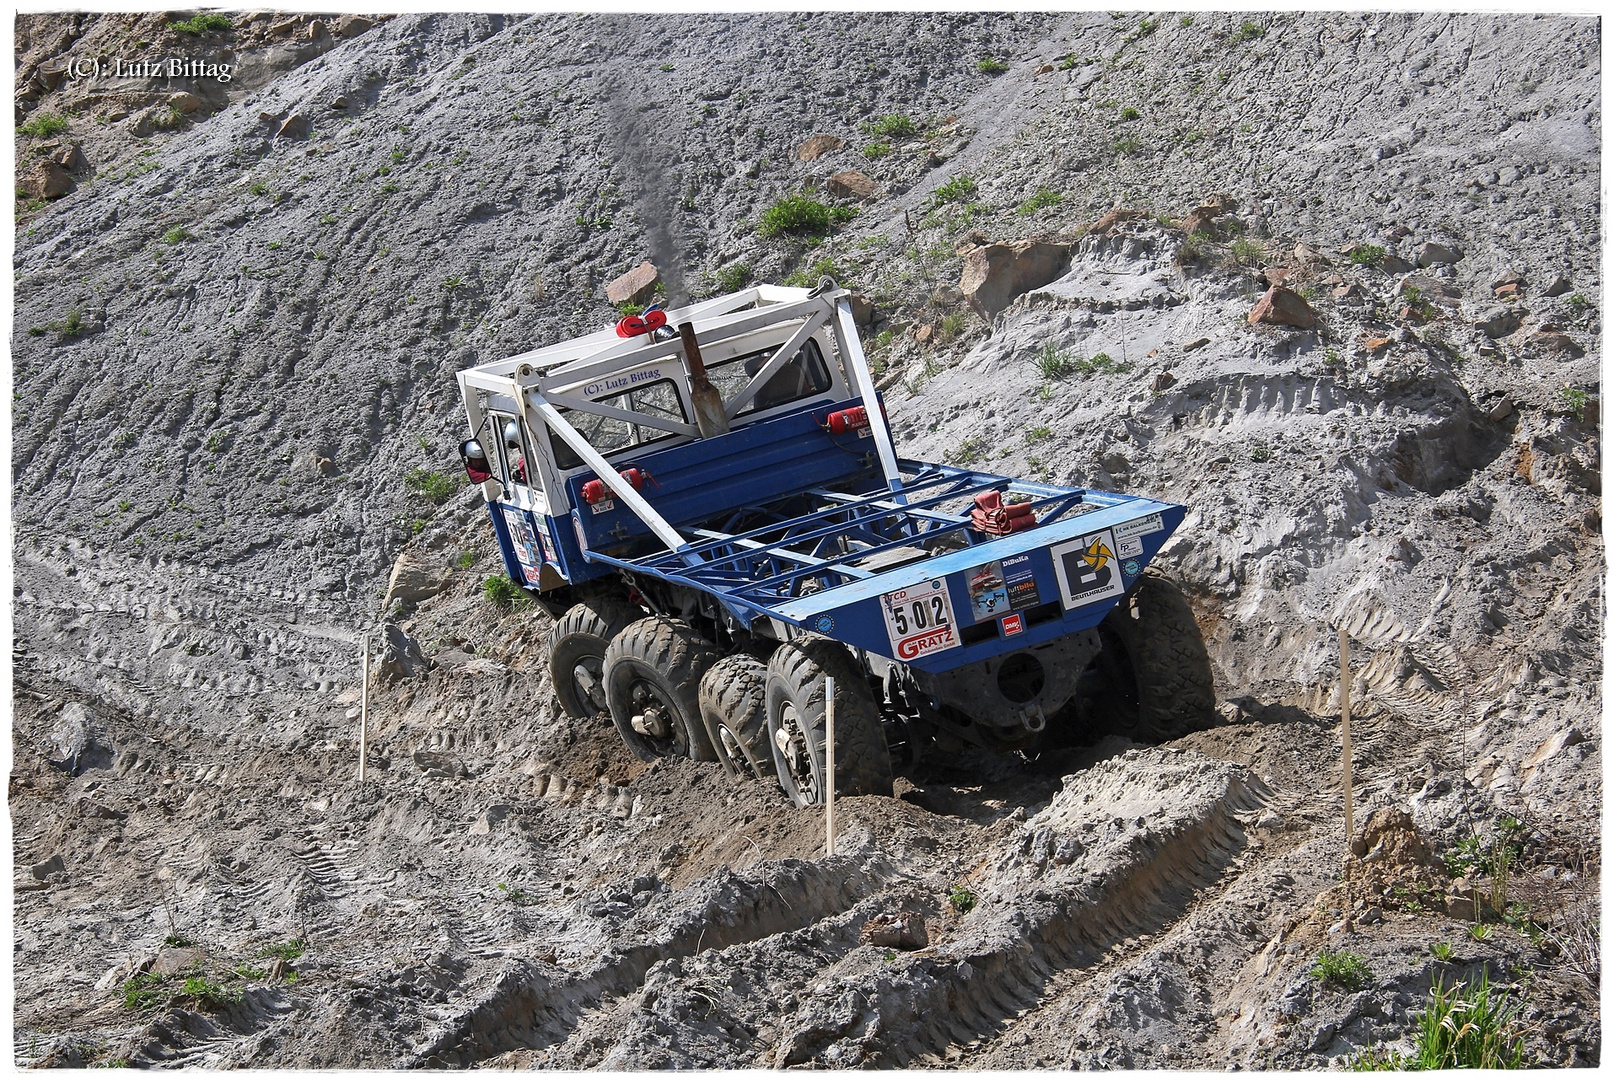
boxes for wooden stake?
[1339,628,1354,849]
[359,631,370,784]
[824,675,836,857]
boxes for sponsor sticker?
[1117,535,1144,558]
[501,508,545,587]
[1122,558,1141,578]
[537,521,558,563]
[1049,529,1127,610]
[815,615,835,634]
[1000,553,1042,610]
[590,497,616,515]
[879,578,960,660]
[1001,612,1024,636]
[1114,512,1163,540]
[966,560,1010,622]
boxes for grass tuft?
[404,468,456,505]
[1311,948,1371,991]
[169,13,232,34]
[759,195,832,237]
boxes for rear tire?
[603,616,718,762]
[548,596,640,720]
[1089,571,1217,741]
[764,638,893,808]
[699,655,772,782]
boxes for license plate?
[879,579,960,661]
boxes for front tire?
[764,638,893,808]
[699,655,773,782]
[548,596,640,720]
[602,616,718,762]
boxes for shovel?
[678,322,730,439]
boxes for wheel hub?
[573,660,607,715]
[775,704,818,802]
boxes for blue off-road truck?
[454,282,1215,806]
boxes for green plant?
[405,468,456,504]
[1560,386,1589,420]
[180,975,241,1008]
[1071,351,1132,376]
[1035,382,1054,402]
[1349,244,1387,268]
[452,550,476,570]
[17,113,69,138]
[56,309,85,338]
[930,175,978,207]
[1112,134,1143,156]
[248,181,268,196]
[122,972,173,1009]
[205,430,229,452]
[759,195,832,237]
[1180,15,1195,26]
[783,257,847,289]
[939,312,968,339]
[169,13,231,34]
[1026,425,1051,442]
[1351,974,1528,1070]
[1018,188,1063,215]
[1120,106,1141,121]
[1032,342,1070,380]
[258,939,305,962]
[863,114,917,140]
[161,933,196,948]
[484,574,524,608]
[1058,54,1078,70]
[1565,292,1590,310]
[863,142,891,159]
[714,263,752,293]
[977,57,1009,75]
[232,965,268,981]
[1431,941,1455,961]
[497,883,541,907]
[659,63,674,72]
[1230,237,1264,266]
[948,884,977,914]
[948,437,984,466]
[1235,20,1265,42]
[1311,948,1372,991]
[1469,923,1493,942]
[162,227,192,245]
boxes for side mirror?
[460,439,492,483]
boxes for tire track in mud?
[764,750,1269,1067]
[405,854,899,1066]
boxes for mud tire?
[548,596,640,720]
[1093,571,1217,742]
[698,655,773,782]
[603,616,718,762]
[764,638,893,808]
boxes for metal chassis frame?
[580,461,1088,625]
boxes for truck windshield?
[552,377,688,470]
